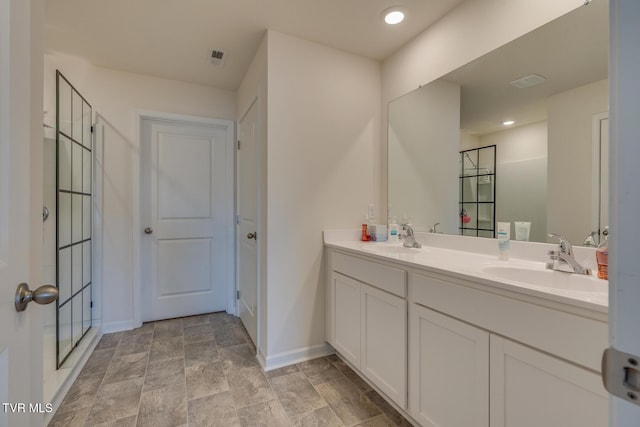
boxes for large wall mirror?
[388,0,608,246]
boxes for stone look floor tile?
[298,357,346,386]
[102,352,148,385]
[215,326,248,347]
[136,383,187,427]
[332,358,373,393]
[144,357,185,392]
[184,339,218,367]
[48,407,90,427]
[187,391,241,427]
[95,332,123,350]
[78,348,116,378]
[227,366,275,409]
[219,344,258,373]
[149,336,184,363]
[354,414,397,427]
[316,379,381,426]
[53,315,414,427]
[265,364,300,379]
[183,324,215,344]
[186,360,229,400]
[56,374,103,413]
[290,406,344,427]
[236,399,292,427]
[269,372,326,418]
[85,378,143,425]
[364,391,412,426]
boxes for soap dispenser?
[388,216,399,243]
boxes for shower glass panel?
[459,145,496,238]
[56,71,92,368]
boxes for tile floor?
[49,312,413,427]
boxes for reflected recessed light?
[502,120,515,126]
[383,8,405,25]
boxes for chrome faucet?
[546,233,591,275]
[429,222,441,233]
[400,224,422,248]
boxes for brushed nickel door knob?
[15,283,59,312]
[144,227,153,234]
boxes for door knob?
[144,227,153,234]
[15,283,59,312]
[247,232,257,240]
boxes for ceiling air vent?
[509,74,547,89]
[209,49,226,66]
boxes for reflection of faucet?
[583,231,598,247]
[400,224,422,248]
[429,222,440,233]
[546,233,591,275]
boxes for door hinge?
[90,301,93,308]
[237,140,241,150]
[236,290,240,300]
[90,125,95,134]
[602,347,640,406]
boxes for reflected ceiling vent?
[209,49,226,66]
[509,74,547,89]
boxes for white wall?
[44,52,236,331]
[547,79,608,245]
[381,0,581,219]
[236,34,268,361]
[388,80,460,233]
[480,121,548,242]
[265,31,381,365]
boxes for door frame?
[591,111,609,239]
[236,95,262,348]
[133,111,235,328]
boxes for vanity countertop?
[324,231,608,314]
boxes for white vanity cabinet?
[325,245,609,427]
[409,304,489,427]
[326,251,408,408]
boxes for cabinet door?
[361,284,407,408]
[490,335,607,427]
[409,304,489,427]
[332,272,362,368]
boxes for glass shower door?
[56,71,92,368]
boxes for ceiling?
[45,0,464,91]
[441,0,608,136]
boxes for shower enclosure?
[459,145,496,238]
[55,71,93,368]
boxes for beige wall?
[264,30,381,365]
[44,52,237,331]
[547,79,608,245]
[388,80,460,233]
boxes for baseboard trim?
[102,320,135,333]
[263,343,335,371]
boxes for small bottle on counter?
[596,232,608,280]
[388,216,399,243]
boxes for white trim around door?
[132,111,235,327]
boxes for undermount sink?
[361,244,422,256]
[482,264,607,295]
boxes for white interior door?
[141,118,233,322]
[237,100,259,344]
[0,0,46,424]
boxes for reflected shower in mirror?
[388,0,608,245]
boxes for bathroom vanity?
[324,231,608,427]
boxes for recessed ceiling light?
[502,120,515,126]
[383,8,405,25]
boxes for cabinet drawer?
[332,251,407,297]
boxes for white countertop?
[324,230,608,314]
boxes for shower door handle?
[15,283,58,312]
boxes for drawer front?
[411,271,607,372]
[332,251,407,298]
